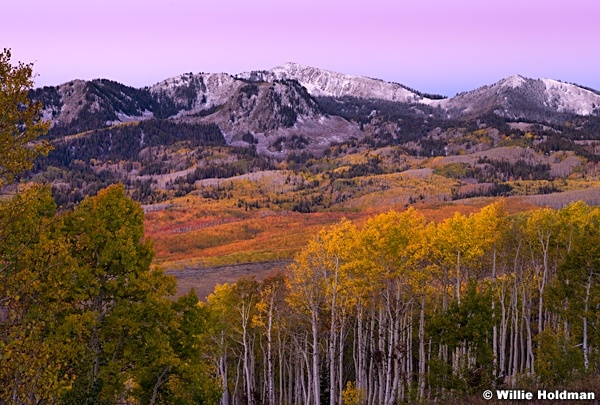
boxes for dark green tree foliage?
[37,159,120,205]
[260,84,297,130]
[241,132,258,144]
[544,207,600,379]
[172,74,202,110]
[292,194,323,213]
[0,184,220,404]
[270,135,309,152]
[60,184,175,403]
[0,49,51,187]
[150,91,182,120]
[316,95,447,147]
[578,115,600,137]
[428,280,494,393]
[286,151,315,165]
[37,81,156,138]
[418,138,447,157]
[28,85,62,118]
[148,292,221,405]
[239,83,259,98]
[277,79,321,115]
[476,157,552,181]
[451,183,513,200]
[336,155,384,178]
[535,330,584,385]
[173,146,275,187]
[2,50,220,403]
[39,119,225,167]
[87,80,155,117]
[536,136,600,162]
[0,186,79,403]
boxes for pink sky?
[3,0,599,96]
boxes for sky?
[2,0,599,97]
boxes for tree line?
[38,119,225,168]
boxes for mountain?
[149,72,242,115]
[29,79,156,137]
[443,75,600,122]
[31,70,369,157]
[238,64,600,124]
[29,63,600,167]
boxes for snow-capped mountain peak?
[238,62,444,104]
[500,74,527,89]
[443,74,600,121]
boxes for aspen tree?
[287,219,357,405]
[0,49,50,188]
[254,273,288,405]
[525,208,560,334]
[548,204,600,372]
[472,201,508,378]
[0,187,76,403]
[61,184,177,403]
[360,209,425,404]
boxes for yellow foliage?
[341,381,366,405]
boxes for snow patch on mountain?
[238,62,443,104]
[500,74,527,89]
[540,78,600,115]
[150,72,242,111]
[109,110,154,126]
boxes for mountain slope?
[149,72,242,116]
[182,79,362,156]
[24,64,600,216]
[30,79,156,137]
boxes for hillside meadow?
[142,174,542,272]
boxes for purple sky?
[3,0,599,96]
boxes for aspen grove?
[203,201,600,404]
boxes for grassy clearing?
[147,192,365,269]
